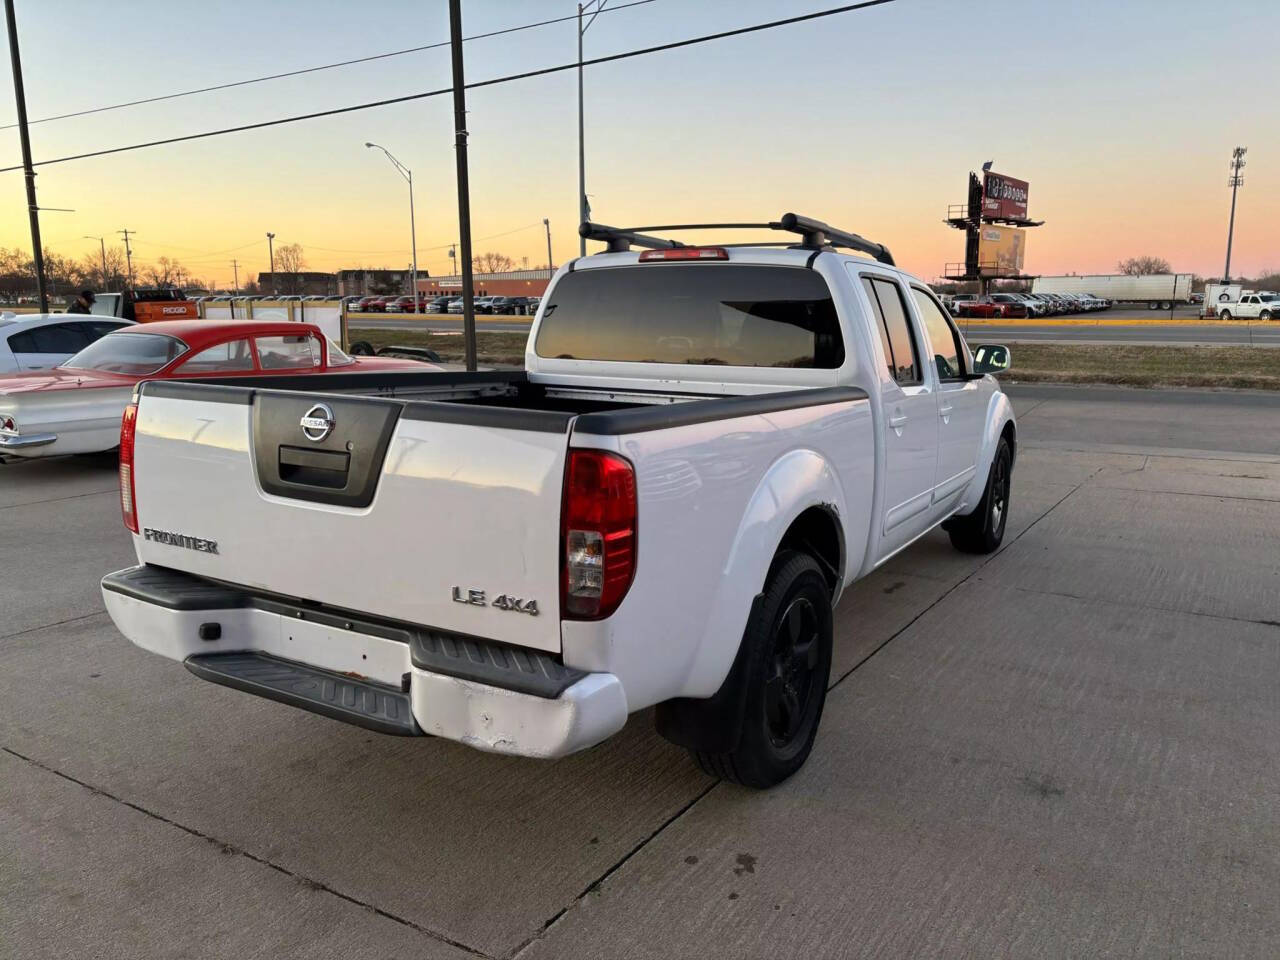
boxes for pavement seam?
[0,487,118,511]
[0,745,494,960]
[1084,484,1280,505]
[828,477,1088,694]
[0,610,108,643]
[989,582,1280,632]
[507,779,720,960]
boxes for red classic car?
[0,319,438,460]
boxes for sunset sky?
[2,0,1278,289]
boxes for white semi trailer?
[1033,274,1193,309]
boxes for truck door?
[856,273,938,552]
[910,287,985,515]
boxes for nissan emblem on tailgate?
[300,403,336,442]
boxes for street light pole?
[577,0,607,254]
[543,218,554,279]
[365,142,419,308]
[83,236,107,287]
[1223,146,1246,282]
[5,0,47,311]
[266,232,275,294]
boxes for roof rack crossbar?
[579,214,895,265]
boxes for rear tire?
[946,436,1012,554]
[1219,310,1233,320]
[348,340,375,355]
[690,551,833,789]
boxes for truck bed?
[130,370,866,657]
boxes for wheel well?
[1001,419,1017,466]
[777,506,842,593]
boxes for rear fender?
[679,448,847,700]
[956,389,1016,516]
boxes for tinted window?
[536,265,844,368]
[911,288,965,381]
[63,333,187,375]
[255,334,321,370]
[10,323,92,354]
[861,277,920,386]
[179,339,255,373]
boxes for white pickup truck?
[102,215,1016,788]
[1216,291,1279,320]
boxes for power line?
[0,0,657,131]
[0,0,896,175]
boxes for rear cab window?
[179,339,255,374]
[534,264,844,368]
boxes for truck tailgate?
[130,386,571,653]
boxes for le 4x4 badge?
[451,587,539,616]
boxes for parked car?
[101,214,1016,788]
[425,296,457,314]
[364,297,390,313]
[0,314,135,374]
[949,293,978,316]
[447,297,466,314]
[472,296,499,314]
[0,320,440,460]
[988,294,1030,318]
[386,295,426,314]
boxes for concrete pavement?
[2,384,1278,958]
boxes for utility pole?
[118,229,135,287]
[6,0,48,311]
[266,232,276,294]
[231,259,240,295]
[365,142,418,307]
[543,218,554,279]
[1223,146,1246,282]
[449,0,477,371]
[83,236,107,287]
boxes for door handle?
[888,414,909,428]
[938,404,954,417]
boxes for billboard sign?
[983,172,1030,220]
[977,225,1026,276]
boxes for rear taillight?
[561,450,636,620]
[119,403,139,533]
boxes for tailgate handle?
[278,445,351,489]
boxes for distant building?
[338,268,428,296]
[419,269,551,298]
[256,272,337,296]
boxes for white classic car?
[0,313,134,373]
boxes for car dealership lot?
[3,385,1279,959]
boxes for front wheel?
[946,436,1012,554]
[1261,310,1273,320]
[690,551,833,789]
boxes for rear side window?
[860,277,921,386]
[255,335,322,370]
[535,265,844,368]
[180,339,255,374]
[9,324,93,354]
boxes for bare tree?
[1118,256,1172,276]
[275,243,306,294]
[472,251,515,274]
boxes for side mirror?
[972,343,1011,374]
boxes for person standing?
[65,289,96,314]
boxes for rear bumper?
[0,431,57,450]
[101,565,628,759]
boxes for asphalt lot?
[3,384,1279,958]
